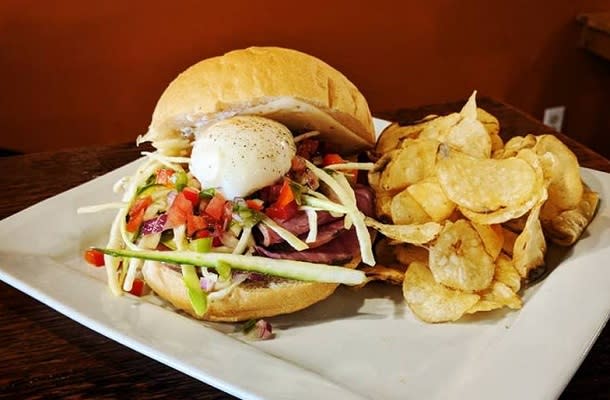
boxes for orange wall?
[1,0,609,157]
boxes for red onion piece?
[141,214,167,235]
[255,319,273,340]
[199,273,218,292]
[166,191,177,207]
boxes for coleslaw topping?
[80,136,377,315]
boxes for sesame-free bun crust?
[145,47,375,154]
[142,258,360,322]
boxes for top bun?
[142,47,375,155]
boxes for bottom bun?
[142,258,360,322]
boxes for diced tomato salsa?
[164,188,230,242]
[129,278,146,296]
[322,153,344,166]
[156,168,175,185]
[275,180,294,208]
[166,192,193,228]
[205,193,226,221]
[84,248,105,267]
[322,153,358,183]
[246,199,264,211]
[263,179,298,221]
[182,187,200,207]
[186,214,207,237]
[265,200,298,221]
[126,196,153,233]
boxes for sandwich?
[84,46,378,322]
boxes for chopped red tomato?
[156,168,175,185]
[126,196,153,233]
[276,180,295,208]
[205,193,226,221]
[84,248,105,267]
[182,187,200,208]
[265,200,298,221]
[322,153,358,183]
[198,197,210,214]
[166,192,194,228]
[322,153,345,166]
[129,278,146,296]
[194,229,211,238]
[167,190,229,238]
[264,180,298,221]
[194,227,222,246]
[186,214,208,237]
[246,199,264,211]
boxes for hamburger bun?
[136,46,372,322]
[142,257,361,322]
[141,46,375,155]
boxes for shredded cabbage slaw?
[79,146,376,315]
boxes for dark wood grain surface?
[1,98,608,399]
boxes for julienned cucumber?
[95,248,365,285]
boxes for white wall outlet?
[543,106,565,132]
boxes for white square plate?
[1,119,609,399]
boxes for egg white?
[189,116,296,199]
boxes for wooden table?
[1,98,608,399]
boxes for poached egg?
[189,116,296,199]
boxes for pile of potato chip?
[367,92,599,323]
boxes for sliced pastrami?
[255,228,359,265]
[257,211,338,246]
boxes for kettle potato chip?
[542,183,599,246]
[471,222,504,261]
[477,108,503,152]
[406,178,455,222]
[365,217,441,245]
[429,220,495,292]
[361,265,405,286]
[493,134,537,159]
[513,202,547,277]
[402,261,480,323]
[494,253,521,293]
[437,147,539,214]
[444,91,492,159]
[418,113,462,142]
[395,244,429,266]
[390,188,432,225]
[379,138,439,192]
[368,92,599,323]
[374,190,397,222]
[375,116,438,154]
[534,135,583,212]
[466,281,522,314]
[501,227,518,256]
